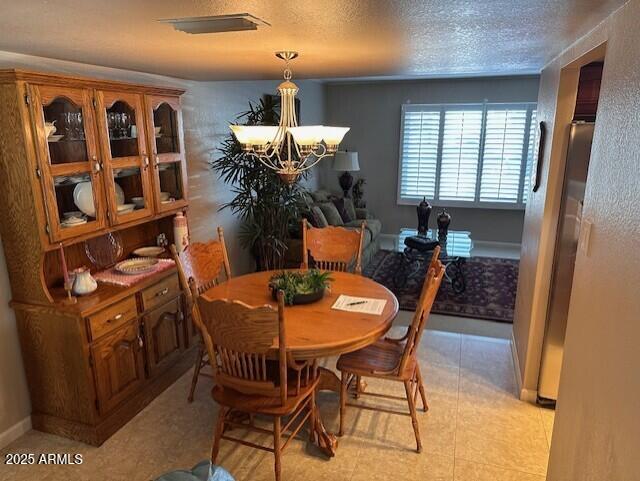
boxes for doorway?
[537,60,605,404]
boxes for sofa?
[285,189,382,268]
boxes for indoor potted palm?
[211,99,309,271]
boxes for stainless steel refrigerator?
[538,122,594,401]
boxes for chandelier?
[229,51,349,184]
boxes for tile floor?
[0,328,554,481]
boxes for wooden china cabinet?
[0,70,195,445]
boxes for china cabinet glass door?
[96,91,153,225]
[146,96,187,212]
[29,84,106,241]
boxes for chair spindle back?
[399,246,445,373]
[196,291,290,403]
[301,218,366,274]
[171,226,231,303]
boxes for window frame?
[397,102,537,210]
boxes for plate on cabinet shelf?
[133,246,165,258]
[117,203,135,214]
[48,135,64,142]
[115,257,159,275]
[73,182,124,216]
[61,217,87,228]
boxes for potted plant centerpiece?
[269,270,333,305]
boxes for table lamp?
[332,151,360,198]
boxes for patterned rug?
[363,250,519,323]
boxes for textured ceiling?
[0,0,627,80]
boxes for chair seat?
[337,338,416,380]
[212,376,318,416]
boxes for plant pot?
[272,287,325,305]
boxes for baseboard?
[0,416,31,449]
[510,331,538,403]
[473,240,521,250]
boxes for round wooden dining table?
[201,269,399,456]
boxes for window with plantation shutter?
[479,108,528,203]
[398,108,440,200]
[398,102,537,208]
[439,109,483,201]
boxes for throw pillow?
[310,190,331,203]
[332,198,355,223]
[310,206,329,228]
[343,198,357,222]
[318,202,344,226]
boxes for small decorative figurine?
[352,178,366,208]
[417,197,432,236]
[437,209,451,241]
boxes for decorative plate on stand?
[85,232,124,269]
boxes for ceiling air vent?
[159,13,270,34]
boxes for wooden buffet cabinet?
[0,70,197,445]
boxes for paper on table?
[331,295,387,316]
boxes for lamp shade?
[332,151,360,172]
[287,126,324,146]
[230,125,279,146]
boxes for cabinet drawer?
[88,296,138,341]
[141,274,180,312]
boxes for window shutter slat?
[479,109,528,203]
[399,109,440,199]
[438,110,483,201]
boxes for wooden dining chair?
[171,226,232,402]
[336,246,445,453]
[301,218,366,274]
[196,291,319,481]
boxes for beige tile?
[420,330,462,369]
[454,399,550,477]
[454,459,546,481]
[539,407,555,448]
[0,329,553,481]
[351,446,454,481]
[460,335,513,372]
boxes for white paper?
[331,294,387,316]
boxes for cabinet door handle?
[113,313,123,321]
[143,155,149,170]
[155,287,169,298]
[137,336,144,349]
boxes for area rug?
[363,250,519,323]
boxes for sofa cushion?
[310,190,333,203]
[332,198,355,223]
[318,202,344,226]
[346,218,382,241]
[310,206,329,228]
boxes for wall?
[322,76,540,243]
[511,0,640,479]
[0,51,324,446]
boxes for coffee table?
[393,228,473,294]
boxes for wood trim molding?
[0,69,185,97]
[0,416,32,449]
[511,330,538,403]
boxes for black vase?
[437,209,451,240]
[416,197,432,236]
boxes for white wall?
[322,76,540,243]
[0,51,325,446]
[509,0,640,479]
